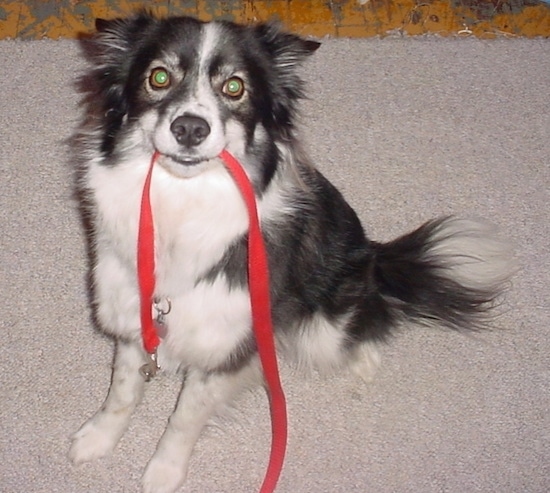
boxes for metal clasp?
[139,351,160,382]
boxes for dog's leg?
[69,340,146,463]
[142,361,260,493]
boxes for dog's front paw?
[142,456,188,493]
[69,416,121,464]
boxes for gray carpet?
[1,36,549,493]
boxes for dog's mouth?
[155,151,221,178]
[164,154,207,166]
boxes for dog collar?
[136,149,287,493]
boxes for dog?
[69,13,515,493]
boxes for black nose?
[170,115,211,147]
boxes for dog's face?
[87,14,319,180]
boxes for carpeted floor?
[1,36,548,493]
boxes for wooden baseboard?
[1,0,549,39]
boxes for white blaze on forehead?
[198,22,223,75]
[190,22,223,111]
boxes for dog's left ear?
[254,22,321,70]
[252,23,320,133]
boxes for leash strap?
[220,150,288,493]
[138,151,160,355]
[137,150,287,492]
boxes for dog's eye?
[222,77,245,99]
[149,67,171,89]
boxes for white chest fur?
[90,156,249,278]
[88,156,253,370]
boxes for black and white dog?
[69,13,515,493]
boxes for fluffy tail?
[371,216,516,332]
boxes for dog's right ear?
[80,13,157,138]
[91,12,157,66]
[94,18,111,32]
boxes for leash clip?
[139,350,160,382]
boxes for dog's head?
[84,13,319,179]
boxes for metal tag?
[153,297,171,338]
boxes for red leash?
[137,151,160,355]
[137,150,287,493]
[220,150,288,493]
